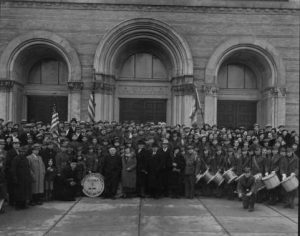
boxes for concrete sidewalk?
[0,197,298,236]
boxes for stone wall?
[0,1,299,130]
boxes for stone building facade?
[0,0,299,130]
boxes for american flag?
[50,104,59,136]
[190,86,203,124]
[88,91,96,123]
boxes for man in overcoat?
[27,144,46,205]
[11,146,32,209]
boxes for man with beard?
[101,147,122,199]
[136,140,149,198]
[11,146,32,210]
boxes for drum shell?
[262,173,280,190]
[212,172,224,186]
[223,169,237,184]
[281,175,299,192]
[204,171,214,183]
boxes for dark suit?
[237,175,256,210]
[136,148,149,197]
[159,147,172,196]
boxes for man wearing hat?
[183,144,197,199]
[264,146,281,205]
[10,146,32,210]
[100,147,122,199]
[159,139,172,197]
[136,139,149,198]
[5,138,20,206]
[27,144,45,205]
[66,118,78,141]
[147,142,164,198]
[280,147,299,208]
[237,167,256,212]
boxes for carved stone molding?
[202,84,218,96]
[3,1,298,15]
[117,85,169,96]
[172,83,194,96]
[67,81,83,91]
[94,81,115,95]
[264,87,287,97]
[0,80,15,91]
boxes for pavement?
[0,197,298,236]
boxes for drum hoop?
[281,175,298,184]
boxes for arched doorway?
[0,31,82,122]
[93,18,194,125]
[204,37,287,128]
[217,62,258,129]
[118,52,168,123]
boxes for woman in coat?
[11,146,32,209]
[27,144,46,205]
[121,147,137,198]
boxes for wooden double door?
[217,100,257,129]
[27,95,68,124]
[119,98,167,124]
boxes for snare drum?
[211,171,225,186]
[262,173,280,190]
[203,170,215,184]
[223,168,238,184]
[281,175,299,192]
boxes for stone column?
[172,83,194,126]
[262,87,287,127]
[94,74,115,122]
[67,81,83,121]
[203,84,218,126]
[0,80,15,121]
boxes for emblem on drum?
[81,173,105,197]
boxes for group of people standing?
[0,118,298,213]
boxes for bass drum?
[81,173,105,197]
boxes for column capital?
[202,84,218,96]
[67,81,84,91]
[94,81,115,95]
[263,87,287,97]
[0,80,15,91]
[172,83,194,96]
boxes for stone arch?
[205,37,286,88]
[93,18,193,78]
[0,30,81,82]
[204,37,287,127]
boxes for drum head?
[82,173,105,197]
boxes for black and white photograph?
[0,0,299,235]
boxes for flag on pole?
[50,104,59,136]
[190,86,203,124]
[88,91,96,123]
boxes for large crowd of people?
[0,118,298,213]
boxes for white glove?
[282,174,287,180]
[291,172,296,177]
[265,172,269,176]
[246,192,252,196]
[271,171,275,174]
[238,193,242,198]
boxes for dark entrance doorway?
[119,98,167,124]
[27,95,68,124]
[217,100,257,129]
